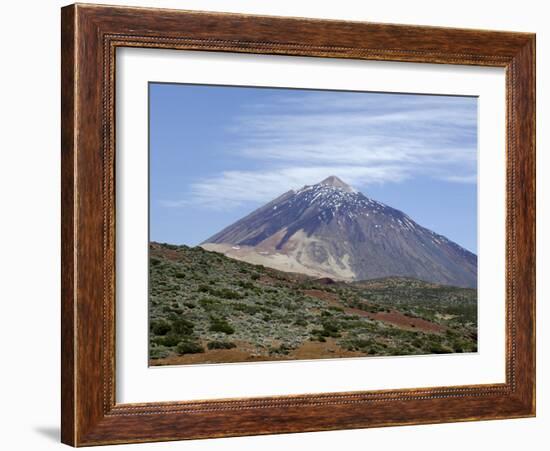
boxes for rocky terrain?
[202,176,477,288]
[149,242,477,366]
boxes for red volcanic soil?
[303,289,340,303]
[150,338,362,366]
[303,289,444,333]
[363,311,444,333]
[314,277,337,285]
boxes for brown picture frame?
[61,3,536,446]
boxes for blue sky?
[149,83,478,252]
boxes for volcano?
[201,176,477,288]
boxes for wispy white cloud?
[161,165,410,210]
[160,91,477,209]
[438,174,478,184]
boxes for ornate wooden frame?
[61,3,536,446]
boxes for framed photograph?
[61,3,535,446]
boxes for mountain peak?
[202,175,477,288]
[318,175,356,193]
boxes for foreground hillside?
[149,242,477,365]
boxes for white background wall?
[0,1,546,449]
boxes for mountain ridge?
[201,176,477,288]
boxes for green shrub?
[213,288,243,300]
[170,304,183,314]
[149,348,169,359]
[233,303,260,315]
[198,285,244,300]
[428,342,452,354]
[176,341,204,355]
[270,344,292,355]
[160,333,181,347]
[198,297,222,312]
[150,335,167,346]
[209,318,235,334]
[171,318,195,336]
[207,341,237,350]
[319,321,341,338]
[293,318,308,327]
[237,280,255,290]
[344,338,376,352]
[150,320,171,336]
[198,297,215,305]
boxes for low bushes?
[237,280,255,290]
[176,340,204,355]
[311,320,341,340]
[209,318,235,335]
[207,341,236,350]
[150,319,171,336]
[159,333,181,347]
[171,317,194,336]
[199,285,244,300]
[149,347,169,359]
